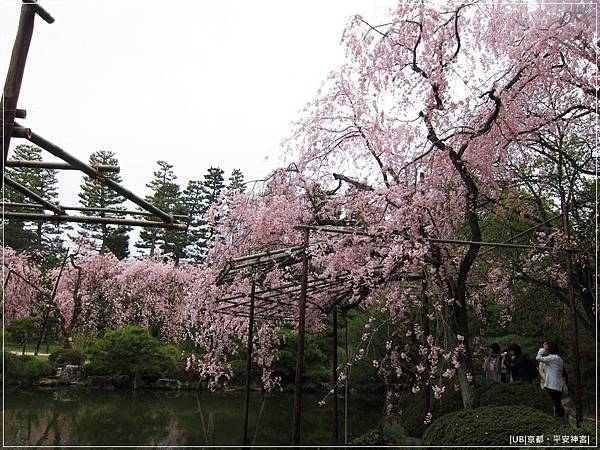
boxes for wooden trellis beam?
[13,121,179,224]
[4,175,63,214]
[5,159,120,172]
[2,202,188,220]
[295,224,584,252]
[3,211,187,229]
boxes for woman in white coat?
[536,341,565,418]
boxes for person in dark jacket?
[503,343,531,383]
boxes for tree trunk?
[449,281,479,409]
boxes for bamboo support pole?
[3,211,187,229]
[5,160,120,172]
[332,307,339,445]
[4,176,63,214]
[14,122,177,223]
[479,213,563,256]
[2,2,37,166]
[11,127,32,139]
[295,224,584,252]
[229,246,304,264]
[3,264,47,295]
[561,205,584,426]
[35,249,69,355]
[242,280,256,448]
[3,270,13,290]
[291,228,310,447]
[2,202,187,219]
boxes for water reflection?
[4,388,383,446]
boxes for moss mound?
[422,405,560,446]
[480,381,554,415]
[398,389,464,437]
[49,348,86,367]
[352,415,407,446]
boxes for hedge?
[4,352,54,386]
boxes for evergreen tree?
[136,161,186,259]
[78,150,130,257]
[182,180,207,261]
[204,167,225,205]
[3,144,64,250]
[182,167,226,261]
[228,168,245,193]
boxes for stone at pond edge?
[154,378,182,390]
[38,377,58,387]
[58,365,83,385]
[112,375,131,389]
[88,375,115,390]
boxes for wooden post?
[332,307,339,445]
[558,151,584,426]
[344,312,349,445]
[561,207,584,425]
[3,270,13,290]
[291,228,309,447]
[1,2,36,168]
[242,279,256,447]
[35,249,69,355]
[421,279,431,415]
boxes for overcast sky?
[1,0,392,211]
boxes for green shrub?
[479,381,554,415]
[49,348,86,367]
[4,352,54,386]
[86,324,178,387]
[272,328,329,384]
[352,416,407,446]
[422,405,560,446]
[398,388,464,437]
[6,316,42,353]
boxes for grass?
[3,341,63,359]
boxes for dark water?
[4,388,383,447]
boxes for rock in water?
[155,378,182,390]
[88,375,115,390]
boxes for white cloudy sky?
[1,0,392,210]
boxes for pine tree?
[78,150,130,257]
[182,167,226,261]
[136,161,186,259]
[204,167,225,205]
[3,144,64,250]
[182,180,207,261]
[228,168,245,193]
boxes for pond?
[4,388,384,447]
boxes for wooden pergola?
[214,220,588,447]
[214,238,357,447]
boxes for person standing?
[536,341,565,419]
[483,343,503,382]
[538,341,549,389]
[504,343,530,383]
